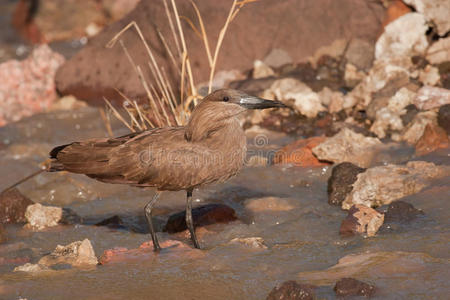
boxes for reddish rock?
[273,136,329,167]
[381,0,412,30]
[328,162,366,206]
[415,123,449,156]
[0,188,34,224]
[383,201,424,224]
[340,205,384,237]
[55,0,384,104]
[0,45,65,126]
[334,278,375,298]
[164,204,237,234]
[99,240,204,264]
[266,281,316,300]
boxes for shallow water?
[0,107,449,299]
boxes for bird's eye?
[223,96,229,102]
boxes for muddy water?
[0,107,449,299]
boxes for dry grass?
[104,0,258,132]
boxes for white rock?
[370,107,404,138]
[342,161,449,209]
[38,239,98,267]
[318,87,345,113]
[312,128,383,168]
[426,37,450,65]
[403,0,450,36]
[388,87,416,113]
[252,60,275,79]
[401,111,437,145]
[263,78,325,118]
[413,86,450,110]
[344,63,366,87]
[25,203,63,230]
[375,13,429,60]
[14,263,49,273]
[229,237,268,249]
[419,65,441,86]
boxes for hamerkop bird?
[49,89,286,251]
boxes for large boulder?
[55,0,385,105]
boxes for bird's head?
[185,89,286,141]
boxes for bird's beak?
[238,96,287,109]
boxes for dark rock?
[0,188,34,224]
[334,278,375,298]
[55,0,384,104]
[340,205,384,237]
[95,215,126,229]
[60,208,83,225]
[266,281,316,300]
[401,104,420,127]
[437,104,450,134]
[327,162,366,206]
[207,186,271,204]
[0,223,5,243]
[164,204,237,233]
[383,201,424,223]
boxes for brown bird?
[49,89,286,251]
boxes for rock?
[403,0,450,36]
[375,13,428,61]
[344,39,375,71]
[0,188,34,224]
[263,78,325,118]
[273,136,329,167]
[266,281,316,300]
[370,107,404,138]
[263,48,293,68]
[14,263,49,273]
[95,215,126,229]
[382,0,412,28]
[426,37,450,65]
[401,104,420,127]
[48,95,87,112]
[415,123,449,156]
[382,201,424,223]
[246,155,268,167]
[342,161,449,209]
[245,197,295,213]
[60,208,83,225]
[0,45,65,126]
[340,204,384,237]
[344,63,366,88]
[438,104,450,134]
[297,251,439,285]
[0,224,5,243]
[38,239,98,267]
[99,240,203,264]
[164,204,237,234]
[328,163,366,206]
[25,203,63,230]
[253,60,275,79]
[318,87,345,114]
[401,111,437,145]
[55,0,384,104]
[413,86,450,110]
[312,128,383,168]
[419,65,441,86]
[334,278,376,298]
[229,237,268,249]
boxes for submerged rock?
[0,188,34,224]
[415,123,449,156]
[0,224,5,243]
[25,203,62,230]
[245,197,295,213]
[164,204,237,234]
[38,239,98,267]
[229,237,268,250]
[327,162,366,206]
[382,201,424,224]
[403,0,450,36]
[437,104,450,134]
[312,128,383,168]
[263,78,325,118]
[273,136,328,167]
[342,161,449,209]
[266,281,316,300]
[340,205,384,237]
[426,37,450,65]
[334,278,376,298]
[413,86,450,110]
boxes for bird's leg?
[144,191,162,251]
[186,189,201,249]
